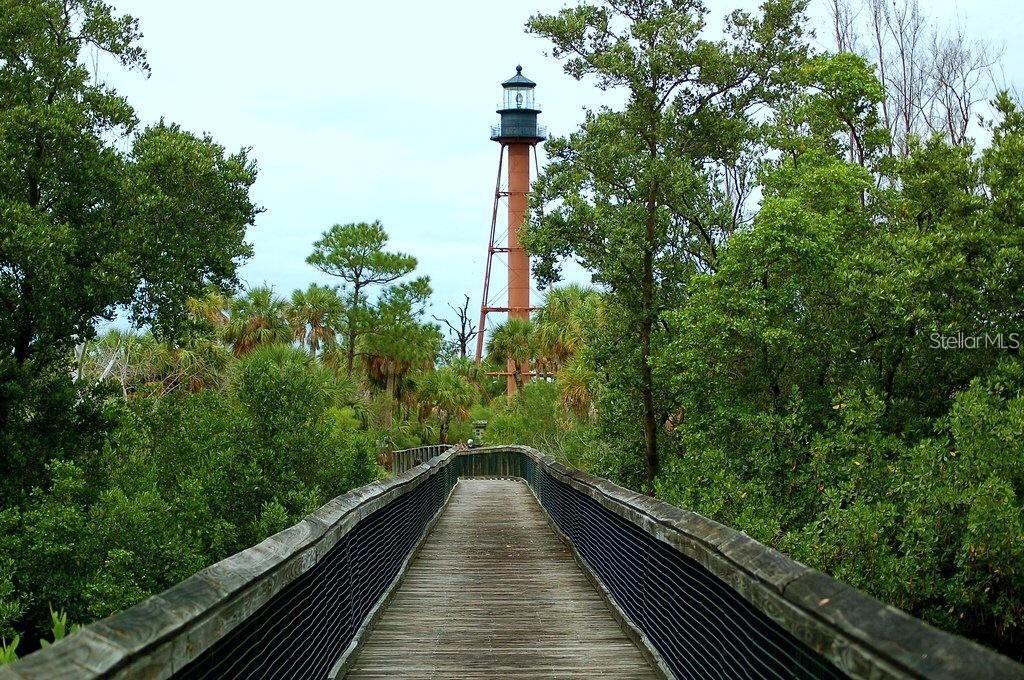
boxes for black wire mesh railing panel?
[526,464,845,680]
[458,449,522,477]
[176,463,456,680]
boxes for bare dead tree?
[866,0,896,155]
[927,26,1002,146]
[827,0,862,163]
[433,294,478,359]
[828,0,861,53]
[885,0,929,156]
[833,0,1002,155]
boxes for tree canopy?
[525,0,811,490]
[0,0,259,498]
[2,0,1023,664]
[307,221,417,376]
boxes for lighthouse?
[476,66,546,395]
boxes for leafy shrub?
[487,381,600,469]
[0,343,381,649]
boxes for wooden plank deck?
[345,478,659,679]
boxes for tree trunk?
[345,330,357,377]
[384,361,396,428]
[346,283,361,376]
[439,414,449,445]
[513,362,524,392]
[14,316,32,364]
[0,378,10,430]
[13,136,43,368]
[640,185,660,495]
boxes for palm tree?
[186,287,232,330]
[533,284,599,372]
[223,287,291,356]
[558,354,596,418]
[287,284,344,354]
[320,342,349,376]
[363,321,441,427]
[448,356,487,390]
[161,339,232,394]
[79,330,231,397]
[416,367,475,444]
[486,318,535,392]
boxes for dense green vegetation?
[0,0,488,658]
[516,0,1024,658]
[1,0,1022,665]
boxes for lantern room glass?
[504,86,535,110]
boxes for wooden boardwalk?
[345,479,659,679]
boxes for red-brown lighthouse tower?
[476,66,546,394]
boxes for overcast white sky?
[104,0,1022,328]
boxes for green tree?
[0,0,258,491]
[525,0,810,490]
[1,343,381,646]
[223,287,291,357]
[287,284,344,354]
[653,81,1024,654]
[486,318,535,392]
[125,122,259,336]
[416,367,475,445]
[307,221,416,376]
[362,278,441,426]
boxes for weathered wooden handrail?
[390,444,448,476]
[4,443,1022,679]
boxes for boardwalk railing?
[4,445,1022,679]
[0,448,460,680]
[390,444,448,476]
[502,446,1024,680]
